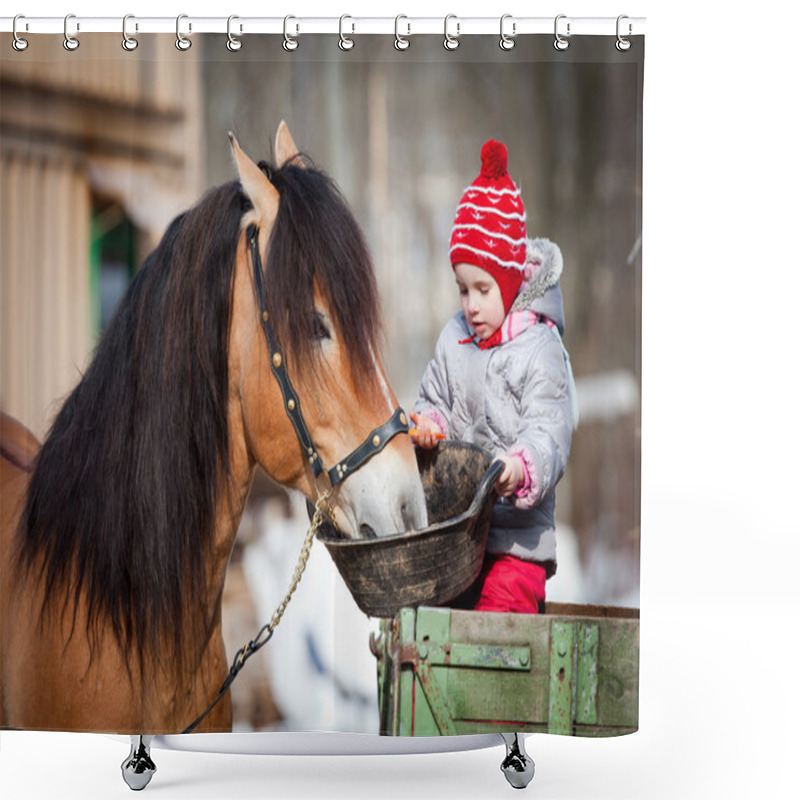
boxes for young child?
[411,139,577,614]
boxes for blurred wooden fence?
[1,34,203,438]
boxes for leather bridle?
[247,224,410,489]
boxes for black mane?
[18,181,243,670]
[260,158,382,381]
[16,159,383,673]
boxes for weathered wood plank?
[445,671,549,723]
[576,623,599,725]
[545,603,640,620]
[450,608,551,647]
[596,622,639,728]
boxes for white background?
[2,1,799,798]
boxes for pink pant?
[472,554,547,614]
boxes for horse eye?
[312,313,331,341]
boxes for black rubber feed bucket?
[317,441,503,618]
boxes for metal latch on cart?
[397,641,532,670]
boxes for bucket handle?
[466,459,505,517]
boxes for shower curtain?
[1,14,643,791]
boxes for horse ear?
[275,120,305,169]
[228,132,280,224]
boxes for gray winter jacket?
[414,238,574,576]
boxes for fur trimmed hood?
[511,237,566,334]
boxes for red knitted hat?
[449,140,527,314]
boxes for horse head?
[228,123,428,539]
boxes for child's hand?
[494,455,525,497]
[409,412,444,449]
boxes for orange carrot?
[408,428,446,440]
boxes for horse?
[0,122,428,734]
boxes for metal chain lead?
[182,489,333,733]
[264,488,330,635]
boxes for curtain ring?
[63,14,80,51]
[499,14,515,51]
[339,15,354,51]
[283,15,299,51]
[176,14,191,51]
[616,15,632,51]
[227,15,242,51]
[554,14,570,51]
[12,15,29,52]
[443,14,460,51]
[394,15,410,51]
[122,14,139,51]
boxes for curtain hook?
[616,15,632,51]
[12,15,29,52]
[122,14,139,51]
[394,15,410,51]
[444,14,460,51]
[227,15,242,51]
[554,14,570,51]
[176,14,191,51]
[63,13,80,51]
[339,15,355,51]
[499,14,515,51]
[283,15,299,51]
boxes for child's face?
[454,262,506,341]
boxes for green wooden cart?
[372,603,639,738]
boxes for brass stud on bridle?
[273,353,282,368]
